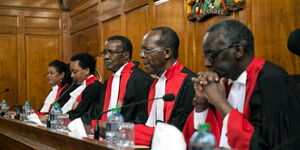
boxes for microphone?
[55,80,77,102]
[162,93,176,101]
[288,28,300,56]
[93,93,175,139]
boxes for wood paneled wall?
[0,0,68,109]
[69,0,300,82]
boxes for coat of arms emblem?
[187,0,244,21]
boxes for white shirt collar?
[227,71,247,85]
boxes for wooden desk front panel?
[0,117,112,150]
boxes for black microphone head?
[4,88,9,92]
[288,28,300,56]
[163,93,175,101]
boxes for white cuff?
[219,112,231,148]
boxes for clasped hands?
[192,71,232,116]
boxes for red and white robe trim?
[134,61,187,146]
[61,75,97,114]
[182,108,221,147]
[202,57,265,150]
[90,62,135,129]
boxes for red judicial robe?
[182,108,221,148]
[134,62,195,146]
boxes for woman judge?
[36,60,78,122]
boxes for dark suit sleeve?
[68,81,102,120]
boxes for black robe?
[68,80,103,120]
[248,62,300,150]
[81,62,152,125]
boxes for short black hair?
[151,26,179,59]
[107,35,133,59]
[207,20,254,54]
[48,60,72,86]
[71,53,96,74]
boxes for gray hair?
[207,20,254,54]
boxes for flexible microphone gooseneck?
[93,93,175,139]
[46,81,77,127]
[55,80,77,102]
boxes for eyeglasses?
[140,47,166,56]
[204,44,236,62]
[100,50,125,56]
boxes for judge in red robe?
[80,36,152,129]
[36,60,76,116]
[35,60,79,124]
[134,27,195,146]
[193,20,300,150]
[67,53,103,121]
